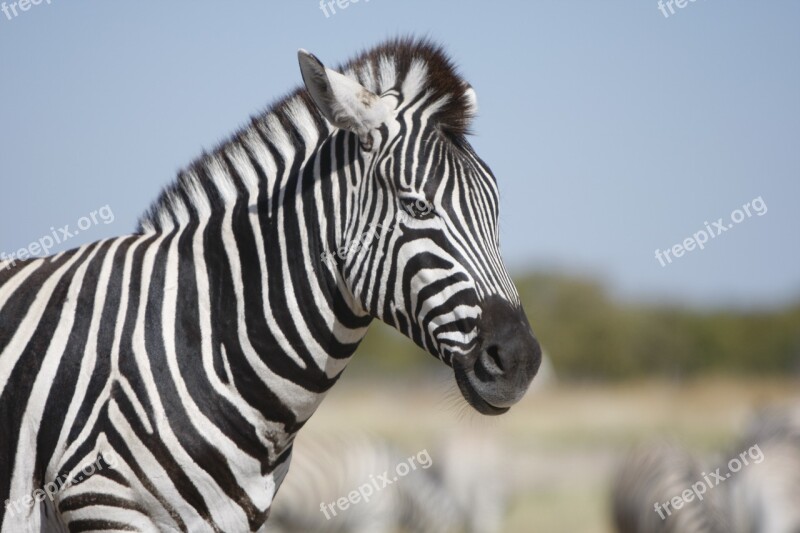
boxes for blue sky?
[1,1,798,308]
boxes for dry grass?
[299,374,799,533]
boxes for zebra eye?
[401,198,435,219]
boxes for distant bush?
[351,272,800,381]
[516,273,800,379]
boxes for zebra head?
[299,40,541,415]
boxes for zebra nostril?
[474,345,505,382]
[486,345,503,370]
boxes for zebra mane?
[137,37,476,234]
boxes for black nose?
[469,295,542,408]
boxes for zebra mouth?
[447,296,541,415]
[453,362,510,416]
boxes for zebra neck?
[137,98,374,425]
[208,128,371,428]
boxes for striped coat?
[0,38,542,532]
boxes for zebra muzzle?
[452,295,541,415]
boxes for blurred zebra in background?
[266,432,507,533]
[611,403,800,533]
[611,441,730,533]
[724,404,800,533]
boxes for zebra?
[723,403,800,533]
[611,440,731,533]
[267,430,508,533]
[266,432,468,533]
[0,37,542,532]
[611,404,800,533]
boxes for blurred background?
[1,2,798,532]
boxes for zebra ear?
[298,49,392,147]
